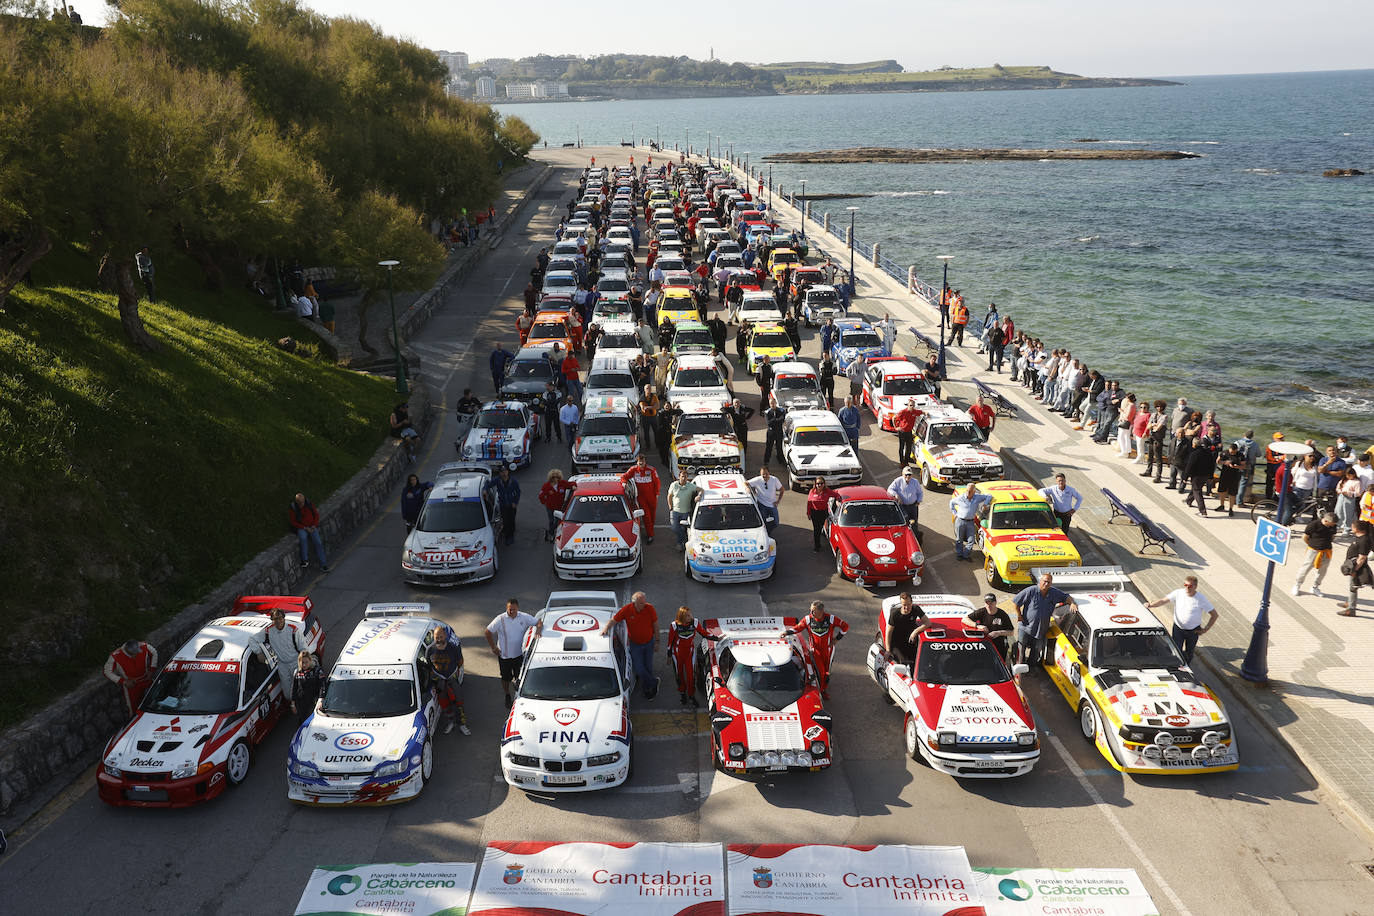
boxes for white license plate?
[544,774,583,785]
[974,760,1005,769]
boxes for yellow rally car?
[1041,566,1239,774]
[745,322,796,375]
[767,248,801,283]
[658,287,700,324]
[973,480,1081,588]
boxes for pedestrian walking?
[950,483,991,562]
[486,599,538,707]
[427,625,469,734]
[103,639,159,717]
[1012,572,1077,666]
[288,492,329,571]
[1144,576,1218,663]
[603,592,660,700]
[887,466,924,536]
[401,474,433,534]
[1039,473,1083,531]
[291,650,325,717]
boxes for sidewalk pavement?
[753,164,1374,840]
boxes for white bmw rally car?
[683,471,776,582]
[501,592,635,792]
[401,464,501,585]
[287,604,442,805]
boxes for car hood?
[502,696,630,754]
[292,710,426,770]
[917,681,1034,736]
[1092,669,1228,728]
[558,520,638,552]
[104,712,223,771]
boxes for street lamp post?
[378,259,407,395]
[1241,442,1313,684]
[936,255,953,379]
[846,206,859,300]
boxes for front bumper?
[502,759,629,792]
[97,763,227,808]
[687,557,774,583]
[403,557,496,586]
[555,554,640,580]
[287,767,425,805]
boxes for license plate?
[544,774,584,785]
[974,760,1005,769]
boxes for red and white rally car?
[553,474,644,579]
[97,597,325,807]
[825,485,925,588]
[861,356,941,431]
[695,617,833,774]
[865,595,1038,778]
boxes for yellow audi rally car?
[973,480,1080,588]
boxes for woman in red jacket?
[538,469,574,542]
[806,478,837,552]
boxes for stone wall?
[0,382,432,820]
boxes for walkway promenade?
[739,155,1374,838]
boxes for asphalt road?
[4,150,1372,916]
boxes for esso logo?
[554,708,580,725]
[1165,715,1190,727]
[553,612,598,632]
[335,732,373,751]
[867,537,896,556]
[1110,615,1139,625]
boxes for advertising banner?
[726,844,982,916]
[469,841,724,916]
[295,862,477,916]
[973,867,1159,915]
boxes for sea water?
[499,70,1374,442]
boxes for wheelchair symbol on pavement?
[1253,517,1290,565]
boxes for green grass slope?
[0,245,396,727]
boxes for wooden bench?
[906,326,940,357]
[1101,487,1176,555]
[972,377,1019,419]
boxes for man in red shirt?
[602,591,660,699]
[620,455,661,543]
[104,639,160,717]
[968,395,996,440]
[894,404,919,467]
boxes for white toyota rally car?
[287,604,443,805]
[500,592,635,792]
[683,471,776,582]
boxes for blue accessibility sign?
[1252,517,1291,565]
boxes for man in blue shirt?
[1013,572,1077,666]
[949,483,991,562]
[837,396,862,451]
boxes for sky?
[81,0,1372,77]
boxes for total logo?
[998,877,1033,901]
[553,707,581,725]
[335,732,374,751]
[327,874,363,896]
[553,612,598,633]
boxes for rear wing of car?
[1032,566,1129,592]
[364,602,433,619]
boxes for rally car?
[825,485,925,587]
[287,604,444,805]
[744,322,797,375]
[866,595,1038,777]
[830,319,888,371]
[501,592,635,792]
[402,464,502,585]
[682,471,776,582]
[799,285,842,327]
[1041,567,1239,774]
[571,397,641,473]
[861,356,940,431]
[98,603,325,807]
[663,354,731,409]
[912,406,1004,489]
[456,400,539,469]
[974,480,1082,588]
[695,617,833,774]
[553,474,644,579]
[781,410,863,491]
[770,360,826,411]
[669,399,745,477]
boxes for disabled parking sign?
[1253,517,1290,565]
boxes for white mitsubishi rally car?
[683,471,776,582]
[571,396,641,474]
[500,592,635,792]
[287,604,443,805]
[781,410,864,491]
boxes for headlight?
[587,752,622,766]
[809,740,827,756]
[289,760,320,780]
[374,759,409,779]
[1016,731,1037,747]
[728,742,746,760]
[937,730,957,746]
[846,552,861,567]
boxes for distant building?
[505,81,569,100]
[474,76,497,99]
[477,57,516,77]
[436,50,468,75]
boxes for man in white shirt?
[748,465,785,532]
[1039,473,1083,531]
[485,598,538,707]
[1145,576,1218,664]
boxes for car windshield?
[520,663,621,700]
[884,376,933,396]
[676,414,732,437]
[580,416,634,437]
[752,331,792,349]
[588,371,635,390]
[477,409,525,430]
[1091,628,1187,669]
[508,359,552,381]
[775,375,817,391]
[838,501,906,527]
[674,368,723,388]
[841,331,881,349]
[565,494,631,523]
[694,502,763,530]
[417,499,486,533]
[321,677,416,717]
[598,279,628,292]
[928,422,986,447]
[991,504,1058,530]
[674,328,714,348]
[796,429,849,447]
[142,669,239,715]
[726,659,805,712]
[529,322,566,339]
[917,642,1011,685]
[598,332,639,350]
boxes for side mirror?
[1011,663,1030,677]
[553,510,564,521]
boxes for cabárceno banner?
[295,862,477,916]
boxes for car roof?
[835,484,895,502]
[335,615,434,668]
